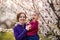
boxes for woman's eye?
[19,16,25,18]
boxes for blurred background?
[0,0,60,40]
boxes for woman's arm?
[13,27,27,40]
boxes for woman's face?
[19,14,26,24]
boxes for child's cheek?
[30,27,31,29]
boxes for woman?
[13,12,30,40]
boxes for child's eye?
[34,15,36,16]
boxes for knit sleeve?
[13,27,27,40]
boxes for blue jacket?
[13,24,27,40]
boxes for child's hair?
[17,12,27,21]
[35,12,40,16]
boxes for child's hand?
[26,22,30,25]
[26,25,31,31]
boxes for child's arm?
[30,21,38,30]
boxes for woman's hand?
[26,25,31,31]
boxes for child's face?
[31,13,38,20]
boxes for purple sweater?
[13,24,27,40]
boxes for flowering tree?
[0,0,60,40]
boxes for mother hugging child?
[13,12,39,40]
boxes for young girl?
[13,12,30,40]
[26,13,39,40]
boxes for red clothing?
[27,20,38,36]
